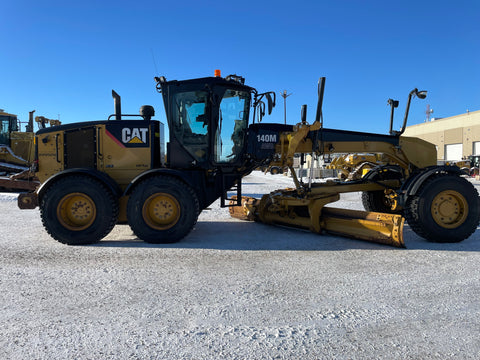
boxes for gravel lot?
[1,172,479,359]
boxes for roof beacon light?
[214,69,221,77]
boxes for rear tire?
[40,176,118,245]
[404,174,480,243]
[361,191,400,214]
[127,176,199,243]
[362,168,403,214]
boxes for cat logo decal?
[105,125,150,148]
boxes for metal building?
[404,110,480,162]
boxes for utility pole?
[425,104,434,122]
[280,90,292,125]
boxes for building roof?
[404,109,480,136]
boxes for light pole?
[280,90,292,125]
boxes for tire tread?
[404,173,480,243]
[40,175,118,245]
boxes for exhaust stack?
[112,90,121,121]
[26,110,35,132]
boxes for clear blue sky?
[1,0,479,134]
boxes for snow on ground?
[0,192,18,202]
[1,171,480,359]
[199,172,364,223]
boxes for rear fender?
[123,168,196,196]
[37,168,122,203]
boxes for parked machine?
[18,73,480,247]
[0,110,36,190]
[0,109,60,191]
[325,153,389,180]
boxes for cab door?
[212,88,250,166]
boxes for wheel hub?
[57,193,96,231]
[431,190,468,229]
[143,193,181,230]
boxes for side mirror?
[387,99,399,108]
[396,88,427,136]
[253,91,276,123]
[416,90,427,99]
[265,92,276,115]
[260,102,266,119]
[256,102,266,122]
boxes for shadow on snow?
[95,221,480,252]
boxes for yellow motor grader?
[1,110,36,190]
[324,153,387,180]
[0,110,60,191]
[18,73,479,247]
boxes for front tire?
[40,176,118,245]
[404,174,480,243]
[127,176,199,243]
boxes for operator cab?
[156,74,255,169]
[0,111,19,146]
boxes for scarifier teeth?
[229,196,259,221]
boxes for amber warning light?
[214,69,221,77]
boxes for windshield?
[214,89,250,163]
[0,116,11,145]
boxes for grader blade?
[320,207,405,247]
[229,196,405,248]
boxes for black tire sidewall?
[127,176,199,243]
[362,191,395,213]
[415,176,480,242]
[40,176,118,245]
[362,168,403,214]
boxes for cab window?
[214,90,249,163]
[172,91,209,163]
